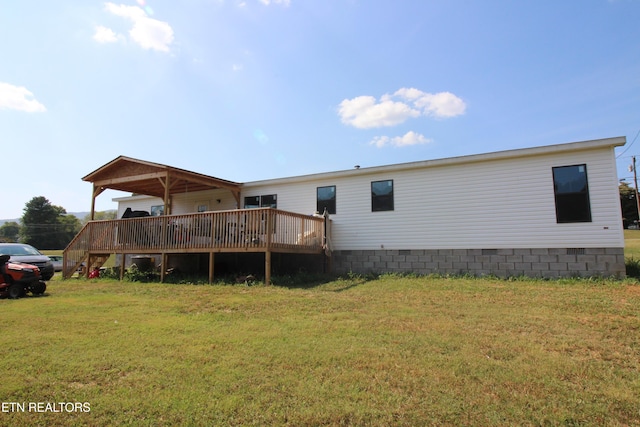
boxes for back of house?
[113,136,626,279]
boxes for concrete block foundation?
[331,248,626,279]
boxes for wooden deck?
[63,208,327,283]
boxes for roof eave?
[243,136,627,187]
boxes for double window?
[244,194,277,209]
[552,164,591,223]
[316,180,395,213]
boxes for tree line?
[0,196,116,249]
[620,182,640,228]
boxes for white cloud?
[93,25,118,43]
[396,88,467,118]
[105,3,147,20]
[102,2,174,52]
[0,82,46,113]
[338,95,420,129]
[370,131,432,148]
[339,88,465,129]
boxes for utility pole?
[634,156,640,224]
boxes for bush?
[99,267,121,280]
[124,264,159,282]
[626,257,640,278]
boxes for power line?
[616,128,640,158]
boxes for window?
[317,186,336,214]
[244,196,260,209]
[150,205,164,216]
[261,194,277,208]
[372,180,394,212]
[552,164,591,223]
[244,195,277,209]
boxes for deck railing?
[63,208,326,278]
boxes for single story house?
[65,136,627,281]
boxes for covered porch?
[65,156,329,284]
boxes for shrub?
[124,264,159,282]
[626,257,640,278]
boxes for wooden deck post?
[209,252,215,284]
[265,251,271,286]
[90,186,97,221]
[265,208,273,285]
[90,184,106,221]
[160,253,167,283]
[163,172,171,215]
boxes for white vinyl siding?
[114,189,237,217]
[114,138,624,251]
[243,146,623,250]
[171,189,238,214]
[115,195,163,218]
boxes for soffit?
[82,156,241,198]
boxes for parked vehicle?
[48,255,63,272]
[0,254,47,299]
[0,243,54,280]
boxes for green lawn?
[1,273,639,426]
[8,238,635,425]
[625,229,640,259]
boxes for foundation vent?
[567,248,586,255]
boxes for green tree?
[82,210,117,225]
[20,196,81,249]
[58,214,82,247]
[0,221,21,243]
[620,182,638,228]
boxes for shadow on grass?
[0,292,51,301]
[271,272,380,291]
[270,273,346,289]
[102,270,379,291]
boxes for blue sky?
[1,0,639,219]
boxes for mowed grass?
[1,273,640,426]
[625,229,640,259]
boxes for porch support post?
[265,208,273,285]
[90,184,106,220]
[90,187,96,221]
[119,253,125,280]
[160,253,167,283]
[85,254,91,278]
[265,251,271,286]
[209,252,215,284]
[163,172,171,215]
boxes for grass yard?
[625,229,640,259]
[1,273,639,426]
